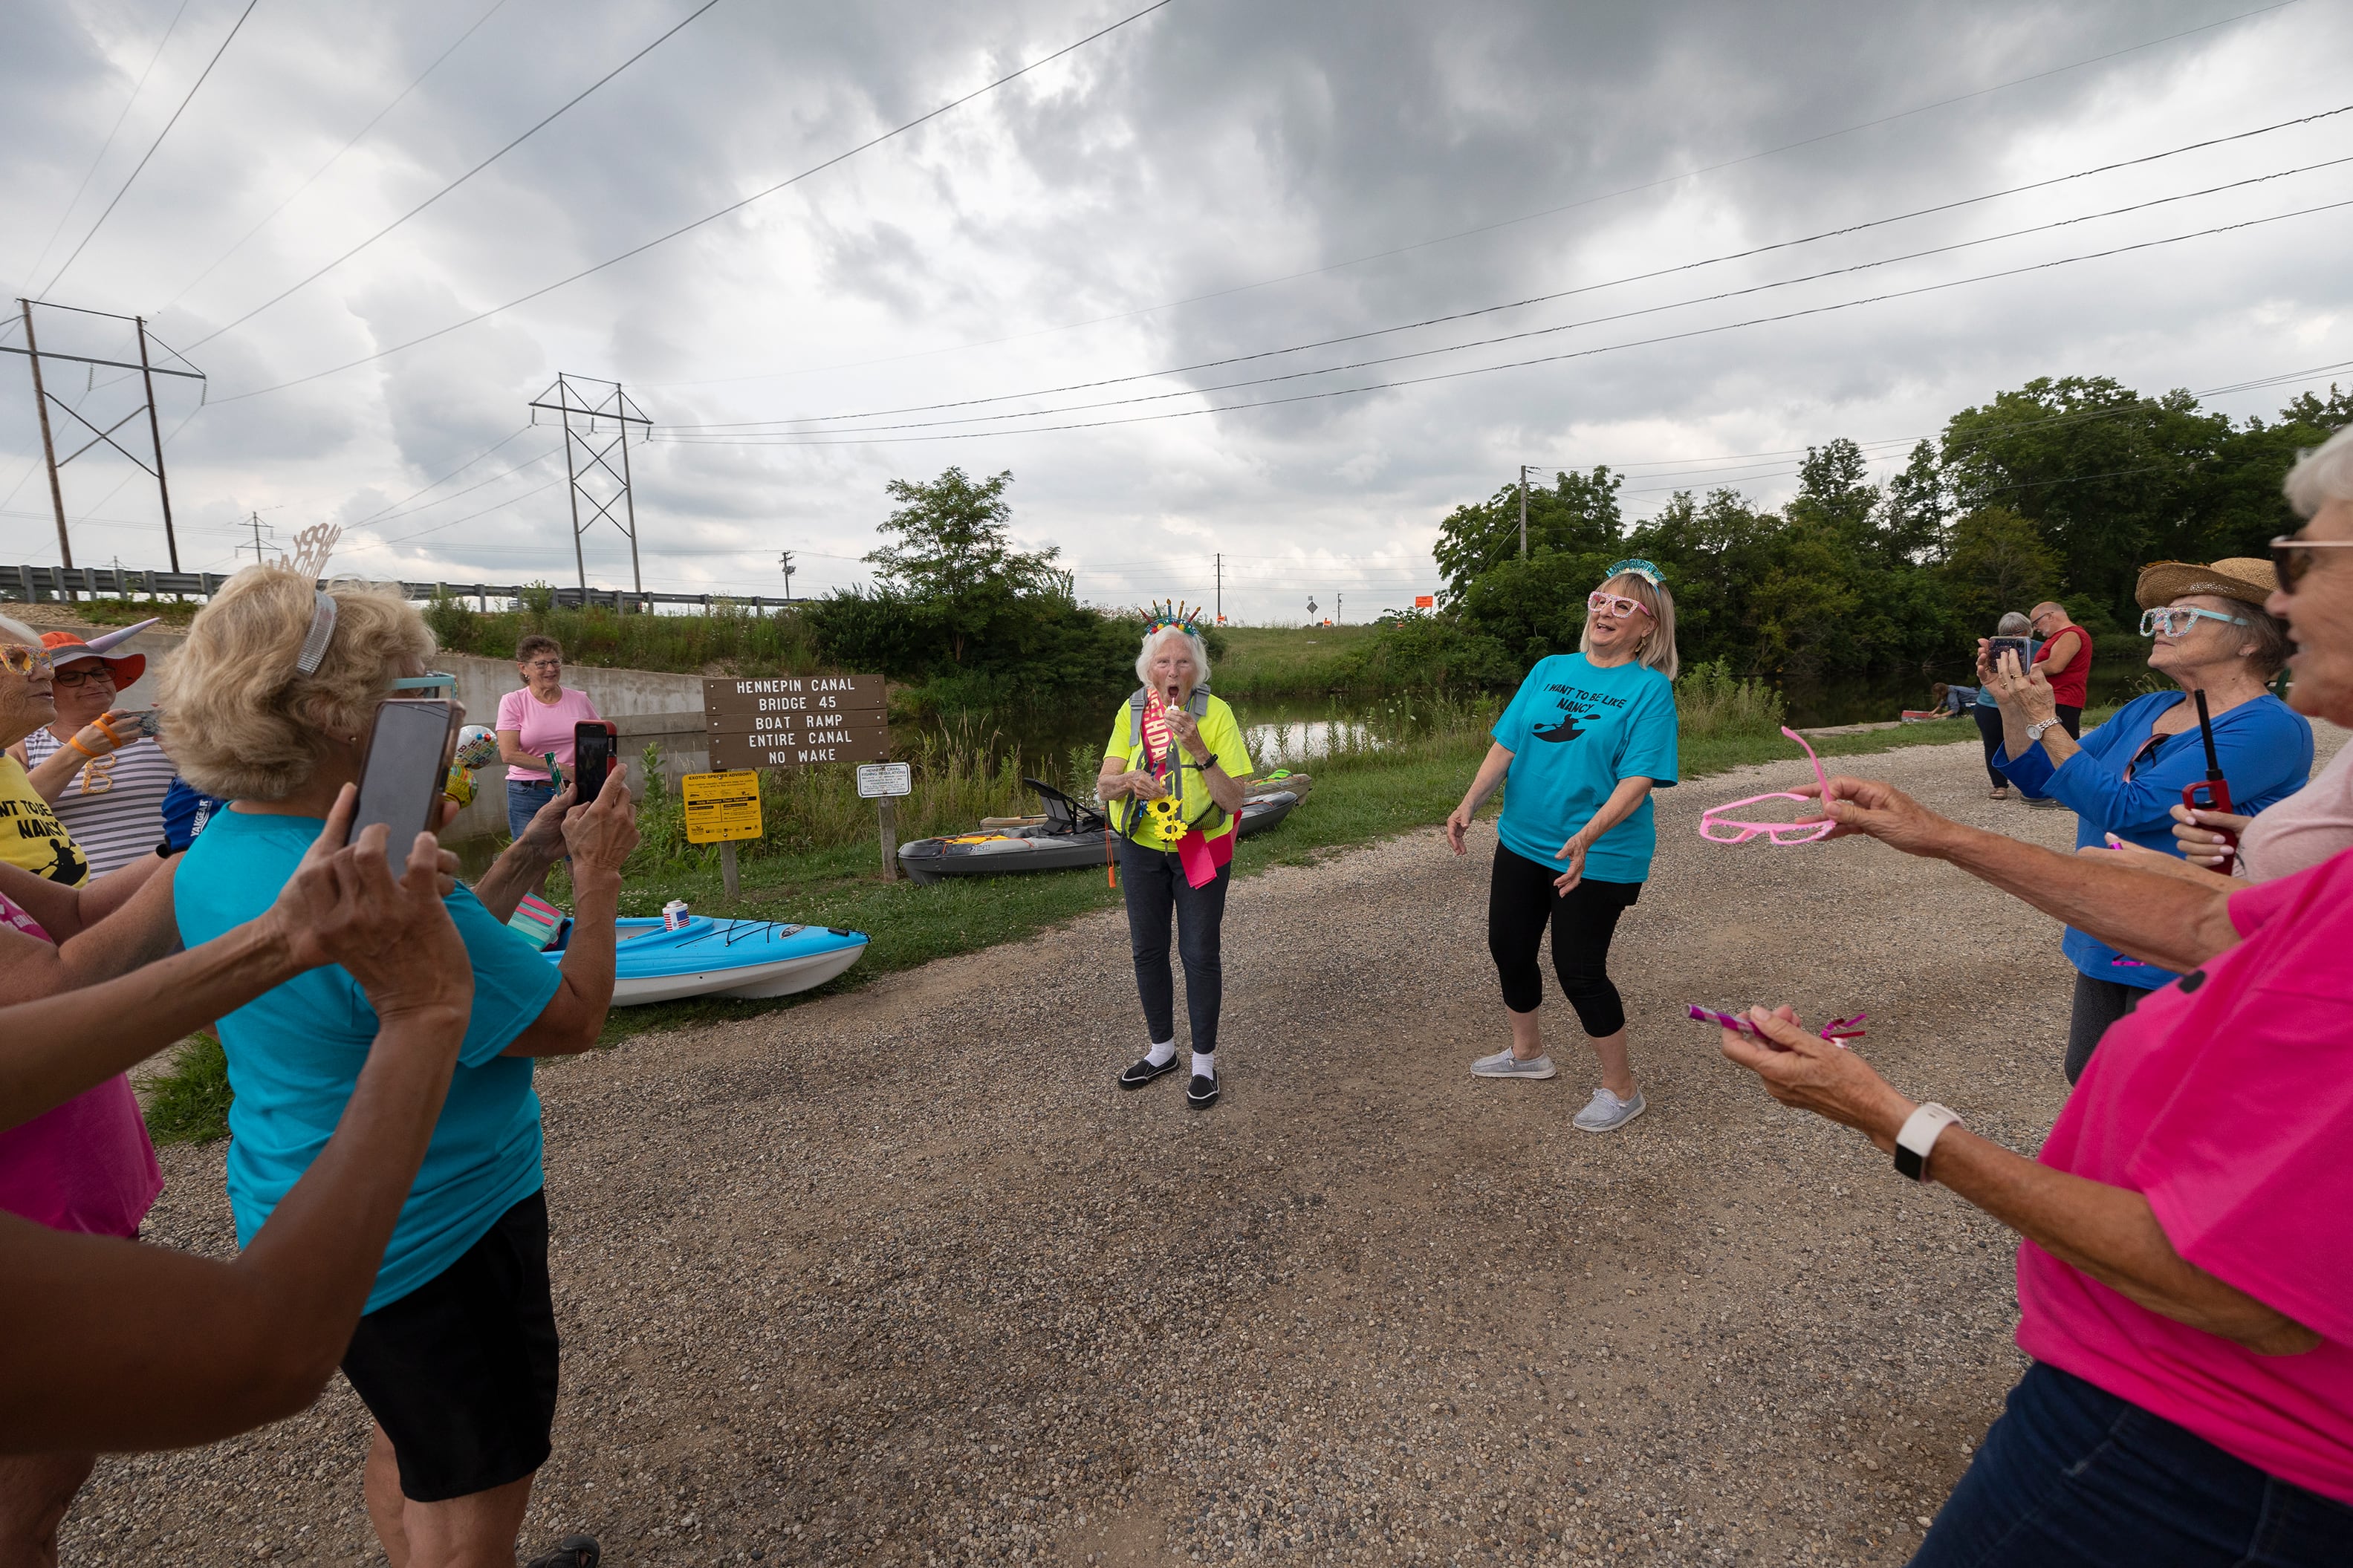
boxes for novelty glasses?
[2271,533,2353,593]
[1587,591,1654,619]
[1690,1005,1869,1047]
[1698,726,1834,845]
[2139,605,2249,638]
[0,644,55,679]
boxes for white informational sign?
[856,761,912,799]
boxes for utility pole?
[1336,591,1342,625]
[135,316,180,571]
[529,373,651,608]
[19,301,71,578]
[238,512,274,566]
[779,550,796,601]
[5,299,205,587]
[1519,463,1530,560]
[1215,553,1223,623]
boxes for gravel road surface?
[65,732,2337,1566]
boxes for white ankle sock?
[1192,1051,1216,1080]
[1145,1040,1176,1067]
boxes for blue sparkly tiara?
[1603,558,1665,589]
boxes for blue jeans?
[1117,836,1230,1055]
[506,780,557,844]
[1913,1363,2353,1567]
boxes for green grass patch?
[143,1032,233,1145]
[1210,624,1381,697]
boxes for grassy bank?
[143,678,2005,1140]
[1210,624,1381,696]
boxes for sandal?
[524,1537,600,1568]
[1990,787,2009,801]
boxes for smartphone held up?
[572,720,619,804]
[352,699,462,874]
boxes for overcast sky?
[3,0,2349,623]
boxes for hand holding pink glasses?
[1698,727,1840,845]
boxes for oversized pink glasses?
[1587,591,1654,618]
[1698,726,1836,845]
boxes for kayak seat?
[1025,777,1106,835]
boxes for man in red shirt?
[2021,602,2094,809]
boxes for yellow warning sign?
[681,770,764,845]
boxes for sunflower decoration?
[1146,794,1189,841]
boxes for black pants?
[1118,836,1230,1054]
[1487,845,1641,1036]
[2065,974,2143,1084]
[1973,701,2010,788]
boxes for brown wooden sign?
[701,673,884,718]
[710,725,892,770]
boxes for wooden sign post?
[698,674,892,885]
[680,769,763,900]
[856,761,913,880]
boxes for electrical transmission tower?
[4,299,205,578]
[528,373,651,602]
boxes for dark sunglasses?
[2270,533,2353,592]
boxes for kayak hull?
[898,791,1299,884]
[554,916,869,1005]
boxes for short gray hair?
[2284,423,2353,518]
[1996,611,2034,635]
[1135,623,1211,687]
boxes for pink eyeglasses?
[1586,591,1654,618]
[1698,727,1835,844]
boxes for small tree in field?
[865,468,1068,666]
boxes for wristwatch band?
[2025,718,2058,743]
[1197,752,1218,772]
[1895,1102,1963,1182]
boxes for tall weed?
[1675,660,1786,741]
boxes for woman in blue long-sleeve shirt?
[1984,558,2311,1084]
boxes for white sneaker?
[1573,1087,1646,1131]
[1471,1048,1557,1080]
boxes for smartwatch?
[1894,1103,1963,1182]
[1195,752,1219,772]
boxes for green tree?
[1879,440,1948,564]
[866,467,1068,666]
[1941,505,2061,622]
[1432,466,1623,599]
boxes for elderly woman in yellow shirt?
[1098,607,1252,1109]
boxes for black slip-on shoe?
[1120,1055,1179,1089]
[1187,1073,1220,1108]
[523,1537,599,1568]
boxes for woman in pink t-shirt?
[495,635,599,894]
[1713,432,2353,1564]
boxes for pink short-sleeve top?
[497,685,602,782]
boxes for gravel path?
[62,732,2338,1566]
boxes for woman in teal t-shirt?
[1445,561,1681,1133]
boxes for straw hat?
[2134,557,2276,611]
[39,619,158,686]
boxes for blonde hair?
[1135,623,1212,688]
[1580,571,1680,679]
[159,568,435,800]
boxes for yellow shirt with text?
[0,754,91,885]
[1103,693,1253,850]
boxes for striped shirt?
[20,727,175,876]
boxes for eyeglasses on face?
[1,645,55,678]
[1586,591,1655,619]
[525,659,562,671]
[50,666,117,689]
[2271,533,2353,593]
[2139,605,2250,638]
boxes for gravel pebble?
[63,735,2310,1565]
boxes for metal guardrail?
[0,562,800,614]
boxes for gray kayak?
[898,780,1300,885]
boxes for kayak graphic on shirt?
[1531,709,1594,743]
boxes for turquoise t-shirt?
[1493,653,1680,883]
[175,809,562,1311]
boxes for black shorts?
[340,1189,559,1503]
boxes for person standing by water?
[1975,611,2036,801]
[1100,608,1251,1110]
[496,636,600,895]
[1445,561,1680,1133]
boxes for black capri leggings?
[1487,844,1641,1036]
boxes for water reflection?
[1245,717,1375,762]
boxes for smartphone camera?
[1986,635,2032,671]
[572,720,618,804]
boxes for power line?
[210,0,1180,403]
[632,0,2312,393]
[654,188,2353,445]
[347,426,533,523]
[188,1,715,348]
[42,0,263,294]
[18,0,197,295]
[665,108,2353,432]
[356,446,558,530]
[156,0,515,317]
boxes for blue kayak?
[545,916,869,1005]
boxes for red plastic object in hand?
[2181,776,2239,874]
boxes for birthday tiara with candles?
[1140,600,1205,637]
